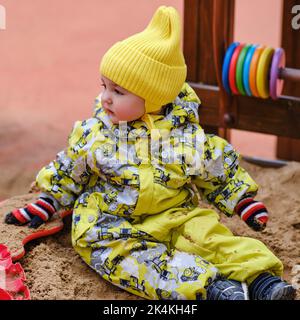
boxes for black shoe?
[206,278,247,300]
[249,272,296,300]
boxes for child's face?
[100,75,145,124]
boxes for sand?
[0,159,299,300]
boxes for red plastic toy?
[0,244,30,300]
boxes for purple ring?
[269,48,285,100]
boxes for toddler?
[5,6,296,300]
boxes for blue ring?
[222,42,240,94]
[243,44,258,96]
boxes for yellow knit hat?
[100,6,187,114]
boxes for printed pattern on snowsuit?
[36,83,283,299]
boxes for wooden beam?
[183,0,199,82]
[191,83,300,139]
[212,0,235,140]
[235,95,300,139]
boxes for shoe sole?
[206,280,247,300]
[271,284,297,300]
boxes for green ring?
[236,44,251,95]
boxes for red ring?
[229,44,245,95]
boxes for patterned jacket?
[36,83,258,240]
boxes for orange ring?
[249,46,265,97]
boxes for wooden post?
[183,0,235,137]
[277,0,300,161]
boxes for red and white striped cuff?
[235,197,269,224]
[11,196,58,224]
[11,208,32,223]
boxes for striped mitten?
[5,193,60,229]
[235,196,269,231]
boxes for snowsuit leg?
[72,210,218,300]
[170,210,283,284]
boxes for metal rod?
[242,155,288,168]
[279,67,300,82]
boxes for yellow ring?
[249,46,265,97]
[256,47,274,98]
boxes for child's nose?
[102,91,113,104]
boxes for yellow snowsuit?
[36,83,283,300]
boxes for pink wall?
[234,0,282,47]
[0,0,183,127]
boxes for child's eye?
[101,83,106,89]
[115,89,124,95]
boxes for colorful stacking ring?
[249,46,265,97]
[236,44,251,95]
[222,42,286,100]
[269,48,285,100]
[243,44,258,96]
[222,42,240,94]
[256,47,275,98]
[229,44,244,95]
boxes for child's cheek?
[118,105,138,121]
